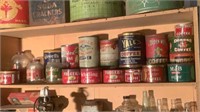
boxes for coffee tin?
[142,65,166,83]
[0,71,19,84]
[0,0,29,28]
[167,63,195,82]
[100,39,118,67]
[170,52,194,63]
[79,36,99,68]
[118,32,146,68]
[175,23,193,37]
[103,69,124,83]
[64,44,79,68]
[62,69,80,84]
[125,68,142,83]
[81,68,102,84]
[44,49,61,67]
[145,34,169,64]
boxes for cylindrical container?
[64,44,79,68]
[175,23,193,37]
[170,52,194,63]
[79,36,99,68]
[100,39,118,67]
[142,65,166,83]
[126,0,183,15]
[0,0,29,28]
[118,32,146,68]
[0,71,19,84]
[70,0,125,22]
[145,34,169,64]
[103,69,124,83]
[167,63,195,82]
[125,68,142,83]
[44,49,61,67]
[80,68,102,84]
[62,69,80,84]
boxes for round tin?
[103,69,124,83]
[170,52,194,63]
[62,69,80,84]
[0,0,29,28]
[167,63,195,82]
[175,23,193,37]
[145,34,169,64]
[100,39,118,67]
[118,32,146,68]
[43,49,61,67]
[125,68,142,83]
[65,44,79,68]
[81,68,102,84]
[0,71,19,84]
[142,65,166,83]
[79,36,99,68]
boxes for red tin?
[81,68,102,84]
[175,23,193,37]
[0,0,29,28]
[145,34,169,64]
[170,52,194,63]
[103,69,124,83]
[142,65,166,83]
[0,71,19,84]
[65,44,79,68]
[62,69,80,84]
[125,68,142,83]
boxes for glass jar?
[45,59,62,83]
[26,58,44,83]
[115,96,135,112]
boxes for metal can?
[100,39,118,67]
[145,34,169,64]
[103,69,124,83]
[62,69,80,84]
[125,68,142,83]
[0,71,19,84]
[142,65,166,83]
[44,49,61,67]
[170,52,194,63]
[167,63,195,82]
[118,32,146,68]
[79,36,99,68]
[64,44,79,68]
[175,23,193,37]
[0,0,29,28]
[81,68,102,84]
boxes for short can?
[0,71,19,84]
[62,69,80,84]
[170,52,194,63]
[64,44,79,68]
[44,49,61,67]
[118,32,146,68]
[103,69,124,83]
[145,34,169,64]
[100,39,118,67]
[167,63,195,82]
[175,23,193,37]
[125,68,142,83]
[142,65,166,83]
[81,68,102,84]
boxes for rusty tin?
[125,68,142,83]
[0,71,19,84]
[175,23,193,37]
[64,44,79,68]
[145,34,169,64]
[103,69,124,83]
[62,69,80,84]
[81,68,102,84]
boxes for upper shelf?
[0,7,196,38]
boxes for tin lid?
[142,65,166,68]
[146,33,168,38]
[175,22,193,27]
[61,43,78,47]
[0,71,16,74]
[44,49,61,53]
[79,36,98,38]
[119,64,142,68]
[120,32,142,36]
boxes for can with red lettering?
[81,68,102,84]
[0,71,19,84]
[125,68,142,83]
[0,0,29,28]
[62,69,80,84]
[103,69,124,83]
[142,65,166,83]
[175,22,193,37]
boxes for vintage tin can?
[142,65,166,83]
[44,49,61,67]
[126,0,183,15]
[81,68,102,84]
[167,63,195,82]
[64,44,79,68]
[79,36,99,68]
[100,39,118,67]
[145,34,169,64]
[29,0,68,26]
[125,68,142,83]
[170,52,194,63]
[103,69,124,83]
[62,69,80,84]
[0,0,29,28]
[118,32,146,68]
[70,0,125,22]
[0,71,19,84]
[175,23,193,37]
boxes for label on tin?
[125,69,142,83]
[0,74,12,84]
[44,51,61,66]
[62,70,80,84]
[46,67,61,83]
[175,23,193,36]
[81,69,101,84]
[103,70,124,83]
[66,45,79,68]
[142,66,165,82]
[27,69,43,82]
[170,52,194,63]
[170,38,194,52]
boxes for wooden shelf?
[0,104,33,109]
[0,7,195,38]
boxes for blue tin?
[44,49,61,67]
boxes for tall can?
[100,39,118,67]
[79,36,99,68]
[118,32,146,68]
[0,0,29,28]
[145,34,169,64]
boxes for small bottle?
[175,98,184,112]
[148,90,157,112]
[162,98,169,112]
[142,91,149,112]
[170,99,179,112]
[129,95,139,111]
[157,99,162,112]
[115,96,135,112]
